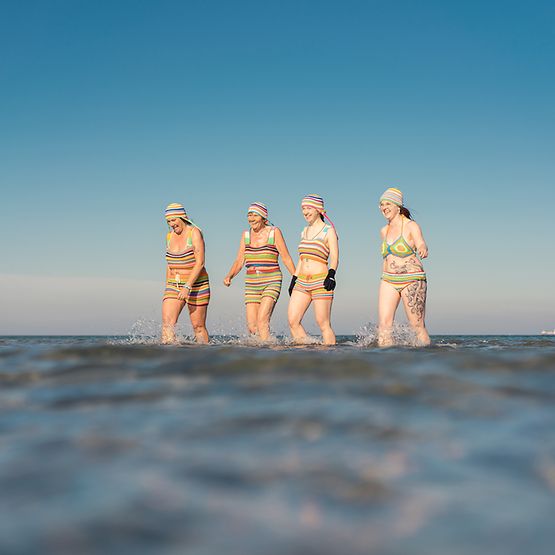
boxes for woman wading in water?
[162,203,210,344]
[288,195,339,345]
[378,188,430,347]
[224,202,295,341]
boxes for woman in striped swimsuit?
[224,202,296,341]
[288,195,339,345]
[162,203,210,344]
[378,188,430,347]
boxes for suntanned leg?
[257,296,277,341]
[162,298,186,344]
[401,281,430,346]
[313,298,335,345]
[378,280,401,347]
[188,304,209,344]
[288,290,312,343]
[246,303,260,336]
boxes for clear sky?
[1,0,554,335]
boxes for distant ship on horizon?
[540,329,555,335]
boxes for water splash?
[355,322,420,348]
[118,319,196,345]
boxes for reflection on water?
[1,335,555,555]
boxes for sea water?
[1,335,555,554]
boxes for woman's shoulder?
[190,226,204,239]
[404,219,421,232]
[325,224,337,238]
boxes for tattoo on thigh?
[406,281,427,320]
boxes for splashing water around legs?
[357,323,424,348]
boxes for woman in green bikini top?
[377,187,430,348]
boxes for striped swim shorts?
[293,273,334,301]
[163,269,211,306]
[245,267,282,304]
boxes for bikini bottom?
[381,271,427,293]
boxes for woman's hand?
[288,276,298,296]
[177,284,191,301]
[417,244,428,259]
[323,269,336,291]
[223,276,232,287]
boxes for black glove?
[288,276,298,296]
[323,269,336,291]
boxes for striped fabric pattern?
[293,273,334,300]
[244,227,282,304]
[164,230,210,305]
[163,271,210,305]
[165,202,188,220]
[244,228,280,270]
[165,233,195,269]
[301,194,325,211]
[245,270,282,304]
[381,271,426,293]
[247,202,269,220]
[379,188,403,207]
[298,225,330,263]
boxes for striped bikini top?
[166,231,195,270]
[244,227,279,270]
[382,217,416,259]
[299,224,331,263]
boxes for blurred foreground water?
[1,335,555,555]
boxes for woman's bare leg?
[188,304,209,344]
[246,303,260,336]
[378,280,401,347]
[257,296,276,341]
[313,298,335,345]
[401,281,430,346]
[162,299,186,344]
[288,290,312,343]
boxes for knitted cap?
[301,194,325,212]
[247,202,269,220]
[379,188,403,207]
[165,202,189,221]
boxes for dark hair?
[320,214,325,222]
[400,206,412,220]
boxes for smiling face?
[380,200,400,221]
[247,212,265,229]
[167,217,186,233]
[302,205,321,224]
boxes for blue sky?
[1,0,554,335]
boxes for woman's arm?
[274,228,296,275]
[178,227,206,300]
[327,228,339,271]
[408,221,428,259]
[223,235,246,286]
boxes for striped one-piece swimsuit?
[164,231,210,305]
[381,217,426,292]
[293,224,334,300]
[244,227,282,304]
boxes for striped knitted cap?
[247,202,269,220]
[165,203,189,221]
[380,188,403,207]
[301,194,325,212]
